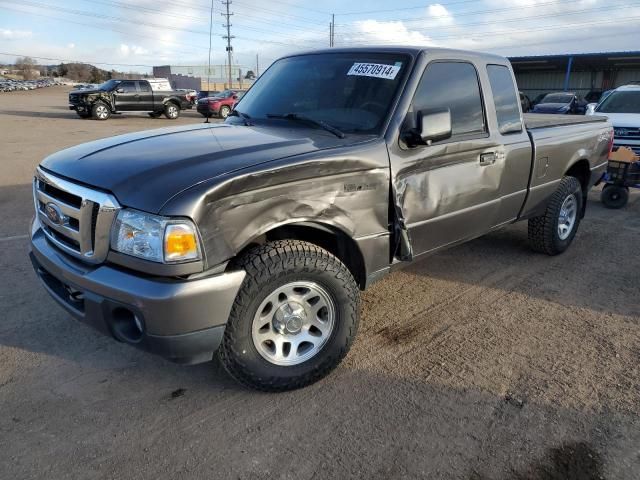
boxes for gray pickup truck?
[31,47,612,391]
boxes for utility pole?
[330,14,335,47]
[221,0,234,88]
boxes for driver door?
[389,60,503,257]
[113,80,138,111]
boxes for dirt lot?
[1,87,639,479]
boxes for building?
[509,51,640,101]
[153,64,256,91]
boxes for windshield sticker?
[347,63,401,80]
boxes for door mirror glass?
[419,109,452,144]
[586,103,598,115]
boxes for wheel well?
[565,159,591,217]
[565,160,590,194]
[233,223,367,290]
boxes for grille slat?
[33,168,120,264]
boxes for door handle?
[479,152,496,166]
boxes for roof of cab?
[279,46,508,63]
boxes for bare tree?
[15,56,37,80]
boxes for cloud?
[427,4,454,26]
[1,29,32,40]
[349,19,433,45]
[119,44,149,56]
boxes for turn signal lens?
[164,223,200,262]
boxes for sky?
[1,0,639,73]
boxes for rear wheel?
[164,102,180,119]
[600,184,629,209]
[219,105,231,119]
[218,240,360,392]
[528,176,583,255]
[91,102,110,121]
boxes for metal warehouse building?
[509,51,640,101]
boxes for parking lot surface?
[1,87,639,479]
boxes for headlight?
[111,209,201,263]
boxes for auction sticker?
[347,63,401,80]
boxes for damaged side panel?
[161,140,392,277]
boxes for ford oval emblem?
[45,202,64,225]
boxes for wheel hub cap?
[273,302,306,334]
[558,194,577,240]
[252,281,336,366]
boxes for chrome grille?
[33,168,120,264]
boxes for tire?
[164,102,180,119]
[76,111,91,119]
[148,112,162,118]
[219,105,231,119]
[528,176,583,255]
[600,184,629,209]
[91,102,110,121]
[218,240,360,392]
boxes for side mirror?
[232,95,238,99]
[585,103,598,115]
[419,109,452,144]
[116,88,124,93]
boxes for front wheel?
[218,240,360,392]
[528,176,583,255]
[91,102,110,120]
[219,105,231,119]
[600,184,629,209]
[164,102,180,119]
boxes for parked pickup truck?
[32,48,612,391]
[68,79,191,120]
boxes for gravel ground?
[1,87,639,479]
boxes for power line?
[337,15,640,45]
[334,2,640,35]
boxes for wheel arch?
[565,159,591,217]
[230,221,368,290]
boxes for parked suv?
[68,79,191,120]
[197,89,246,118]
[588,84,640,155]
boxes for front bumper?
[30,224,245,364]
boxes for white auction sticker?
[347,62,401,80]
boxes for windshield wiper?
[228,109,253,126]
[266,113,345,138]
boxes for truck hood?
[69,89,102,95]
[595,112,640,128]
[41,123,352,213]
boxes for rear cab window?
[486,64,523,134]
[410,61,487,141]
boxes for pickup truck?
[68,79,191,120]
[31,47,612,391]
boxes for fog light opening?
[111,307,144,343]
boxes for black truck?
[68,79,192,120]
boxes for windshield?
[234,52,411,134]
[540,93,573,104]
[596,91,640,113]
[215,89,234,98]
[96,79,121,91]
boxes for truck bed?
[524,113,608,130]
